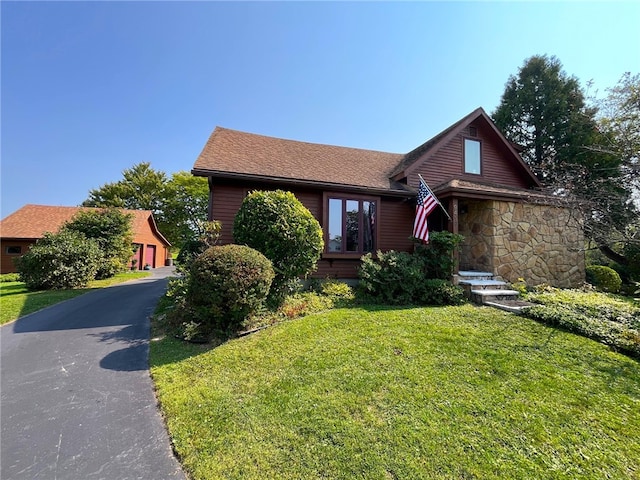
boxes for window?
[6,246,22,255]
[464,138,481,174]
[326,196,377,255]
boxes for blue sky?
[2,1,639,218]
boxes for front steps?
[456,271,526,312]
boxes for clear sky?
[2,1,639,218]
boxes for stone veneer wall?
[458,200,584,288]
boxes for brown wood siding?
[410,121,531,190]
[378,198,414,253]
[208,180,416,279]
[210,182,324,244]
[210,183,248,244]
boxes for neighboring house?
[191,108,585,287]
[0,205,171,274]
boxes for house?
[191,108,585,288]
[0,205,171,274]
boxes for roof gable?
[0,205,170,246]
[392,107,541,188]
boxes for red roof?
[0,205,170,245]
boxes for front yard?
[150,303,640,480]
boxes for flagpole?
[418,174,452,221]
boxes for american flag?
[413,178,438,242]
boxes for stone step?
[457,270,494,281]
[470,289,520,304]
[484,301,533,314]
[458,279,508,289]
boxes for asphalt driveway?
[1,267,186,479]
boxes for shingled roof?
[192,108,541,194]
[192,127,411,194]
[0,205,170,245]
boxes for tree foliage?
[493,55,599,182]
[84,162,167,213]
[62,208,134,279]
[161,171,209,246]
[16,231,102,290]
[83,163,208,246]
[595,72,640,193]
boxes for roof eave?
[191,169,414,198]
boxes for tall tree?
[589,73,640,276]
[83,163,209,246]
[493,55,599,183]
[83,162,167,214]
[595,72,640,194]
[493,56,638,271]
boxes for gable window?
[6,246,22,255]
[326,195,377,255]
[464,138,481,174]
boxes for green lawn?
[151,304,640,480]
[0,271,151,325]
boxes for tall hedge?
[233,190,323,304]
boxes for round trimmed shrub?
[16,230,102,290]
[233,190,323,305]
[186,244,274,333]
[586,265,622,293]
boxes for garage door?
[145,245,156,268]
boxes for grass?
[0,271,151,325]
[150,304,640,480]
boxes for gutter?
[191,169,414,198]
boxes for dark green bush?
[420,279,465,306]
[413,231,465,279]
[233,190,323,306]
[358,250,463,306]
[586,265,622,293]
[16,230,102,290]
[185,244,274,335]
[359,250,423,305]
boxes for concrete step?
[471,289,520,304]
